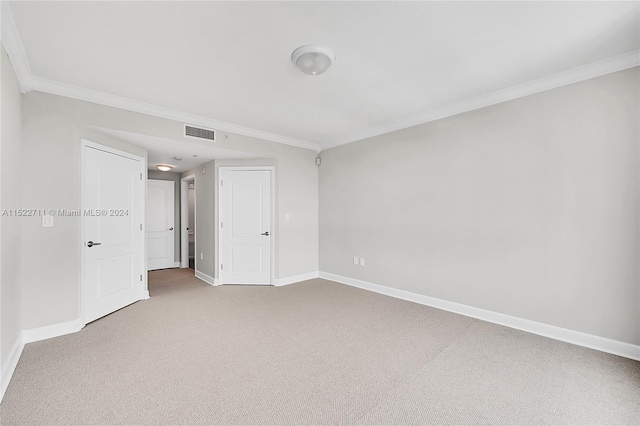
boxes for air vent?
[184,124,216,142]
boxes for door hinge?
[220,222,223,228]
[220,180,223,186]
[140,173,143,180]
[221,264,223,270]
[140,224,142,231]
[140,274,143,281]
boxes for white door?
[147,179,175,270]
[83,143,145,324]
[219,169,271,285]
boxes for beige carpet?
[1,268,639,425]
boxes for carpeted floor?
[1,268,639,425]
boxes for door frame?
[180,174,196,268]
[217,166,275,285]
[80,139,148,325]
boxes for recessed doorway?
[180,175,196,270]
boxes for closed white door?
[219,169,271,285]
[147,179,175,270]
[83,143,145,324]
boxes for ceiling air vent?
[184,124,216,142]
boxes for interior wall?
[20,91,319,329]
[319,67,640,345]
[147,170,180,263]
[0,44,23,379]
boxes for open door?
[82,141,146,324]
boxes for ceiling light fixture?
[156,164,174,172]
[291,45,335,76]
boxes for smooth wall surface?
[320,67,640,345]
[20,91,319,329]
[1,44,23,373]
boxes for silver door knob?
[168,227,174,231]
[261,231,269,236]
[87,241,101,247]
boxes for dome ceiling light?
[156,164,174,172]
[291,45,335,76]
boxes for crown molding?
[324,49,640,150]
[3,0,637,153]
[1,0,34,92]
[28,76,321,152]
[0,2,320,152]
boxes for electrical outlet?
[200,253,203,260]
[359,258,365,266]
[353,256,359,265]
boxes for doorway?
[180,175,196,270]
[218,167,274,285]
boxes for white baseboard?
[1,333,24,402]
[22,318,85,344]
[274,271,320,286]
[195,270,218,286]
[319,272,640,361]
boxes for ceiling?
[89,127,259,173]
[5,1,640,152]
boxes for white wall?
[1,43,23,395]
[20,91,319,330]
[320,67,640,345]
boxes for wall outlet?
[359,257,365,266]
[285,213,290,222]
[353,256,359,265]
[200,253,203,260]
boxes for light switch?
[359,258,365,266]
[42,215,54,227]
[353,256,359,265]
[285,214,290,222]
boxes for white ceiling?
[5,1,640,151]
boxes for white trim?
[0,334,24,402]
[22,318,85,344]
[218,166,276,286]
[319,272,640,361]
[195,270,218,286]
[323,50,640,149]
[273,271,320,286]
[0,2,34,92]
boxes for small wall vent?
[184,124,216,142]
